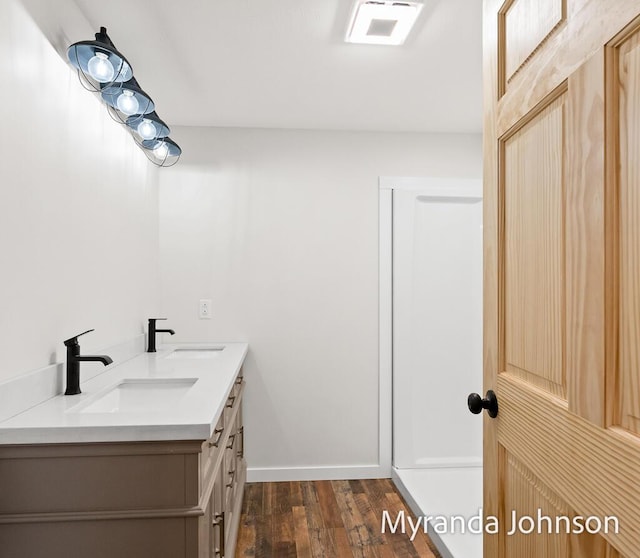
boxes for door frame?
[379,176,483,470]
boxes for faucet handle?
[63,329,95,347]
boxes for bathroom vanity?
[0,343,248,558]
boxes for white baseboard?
[247,463,391,482]
[414,457,483,469]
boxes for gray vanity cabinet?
[0,369,246,558]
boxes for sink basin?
[69,378,198,414]
[165,347,225,360]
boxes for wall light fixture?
[101,78,155,121]
[67,27,181,167]
[126,112,170,142]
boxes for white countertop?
[0,342,248,445]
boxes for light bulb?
[87,52,114,83]
[137,119,157,140]
[153,142,169,160]
[116,90,140,115]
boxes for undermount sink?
[69,378,198,414]
[164,347,225,359]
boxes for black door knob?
[468,390,499,418]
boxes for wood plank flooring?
[235,479,442,558]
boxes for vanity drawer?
[202,373,243,498]
[224,378,243,424]
[200,413,225,491]
[232,368,244,398]
[223,433,237,526]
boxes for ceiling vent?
[346,1,424,45]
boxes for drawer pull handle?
[209,427,224,448]
[213,512,225,556]
[237,426,244,458]
[235,377,243,385]
[225,395,236,408]
[226,433,236,450]
[226,469,236,487]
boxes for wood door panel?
[570,534,622,558]
[618,29,640,435]
[500,0,566,90]
[503,452,569,556]
[501,449,617,558]
[496,2,640,139]
[498,374,640,557]
[502,94,566,397]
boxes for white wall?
[2,0,481,480]
[0,0,160,383]
[158,127,482,480]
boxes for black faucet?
[147,318,175,352]
[63,329,113,395]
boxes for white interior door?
[392,183,483,469]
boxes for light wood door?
[483,1,640,556]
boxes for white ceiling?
[66,0,482,133]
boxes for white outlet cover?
[199,299,212,319]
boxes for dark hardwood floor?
[235,479,442,557]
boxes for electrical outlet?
[199,299,212,319]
